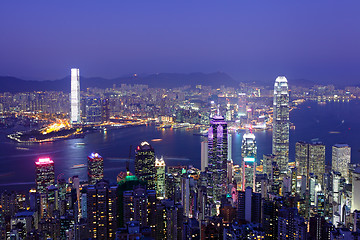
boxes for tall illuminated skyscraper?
[88,153,104,185]
[208,112,228,204]
[70,68,81,124]
[155,156,166,199]
[135,141,156,190]
[241,131,257,191]
[272,76,289,174]
[35,157,55,194]
[332,144,351,182]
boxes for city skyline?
[2,1,360,239]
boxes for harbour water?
[1,100,360,191]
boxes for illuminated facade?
[263,154,276,177]
[332,144,351,183]
[35,157,55,194]
[155,157,166,199]
[88,153,104,185]
[272,76,289,174]
[85,97,102,123]
[70,68,81,124]
[352,168,360,212]
[135,141,156,190]
[241,132,257,191]
[208,113,228,205]
[87,179,117,239]
[296,141,325,187]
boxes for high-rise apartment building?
[332,144,351,182]
[87,180,117,239]
[155,157,166,199]
[70,68,81,124]
[208,113,228,205]
[237,187,261,224]
[241,132,257,191]
[155,199,184,240]
[352,167,360,212]
[135,142,156,190]
[35,158,55,194]
[295,141,325,187]
[272,76,289,174]
[263,154,276,177]
[88,153,104,185]
[201,140,208,172]
[123,186,156,229]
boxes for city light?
[35,157,54,165]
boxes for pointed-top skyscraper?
[208,108,228,207]
[272,76,289,174]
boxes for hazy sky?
[1,1,360,84]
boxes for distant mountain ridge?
[0,72,239,93]
[0,72,324,93]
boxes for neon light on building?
[36,157,54,165]
[35,157,55,194]
[88,152,104,185]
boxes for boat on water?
[71,164,86,169]
[151,138,163,142]
[16,147,30,151]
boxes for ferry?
[151,138,163,142]
[71,164,86,169]
[16,147,30,151]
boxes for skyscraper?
[87,180,117,239]
[309,143,325,187]
[263,154,276,177]
[88,153,104,185]
[70,68,81,124]
[272,76,289,174]
[352,168,360,212]
[35,157,55,194]
[85,97,102,124]
[135,141,156,190]
[155,157,166,199]
[208,113,228,205]
[201,140,208,172]
[332,144,351,182]
[241,132,257,191]
[295,141,325,187]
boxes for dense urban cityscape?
[2,1,360,240]
[0,68,360,239]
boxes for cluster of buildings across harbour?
[1,71,360,239]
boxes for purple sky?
[1,1,360,84]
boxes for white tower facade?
[71,68,81,124]
[352,168,360,212]
[272,76,289,174]
[332,144,351,182]
[201,140,208,172]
